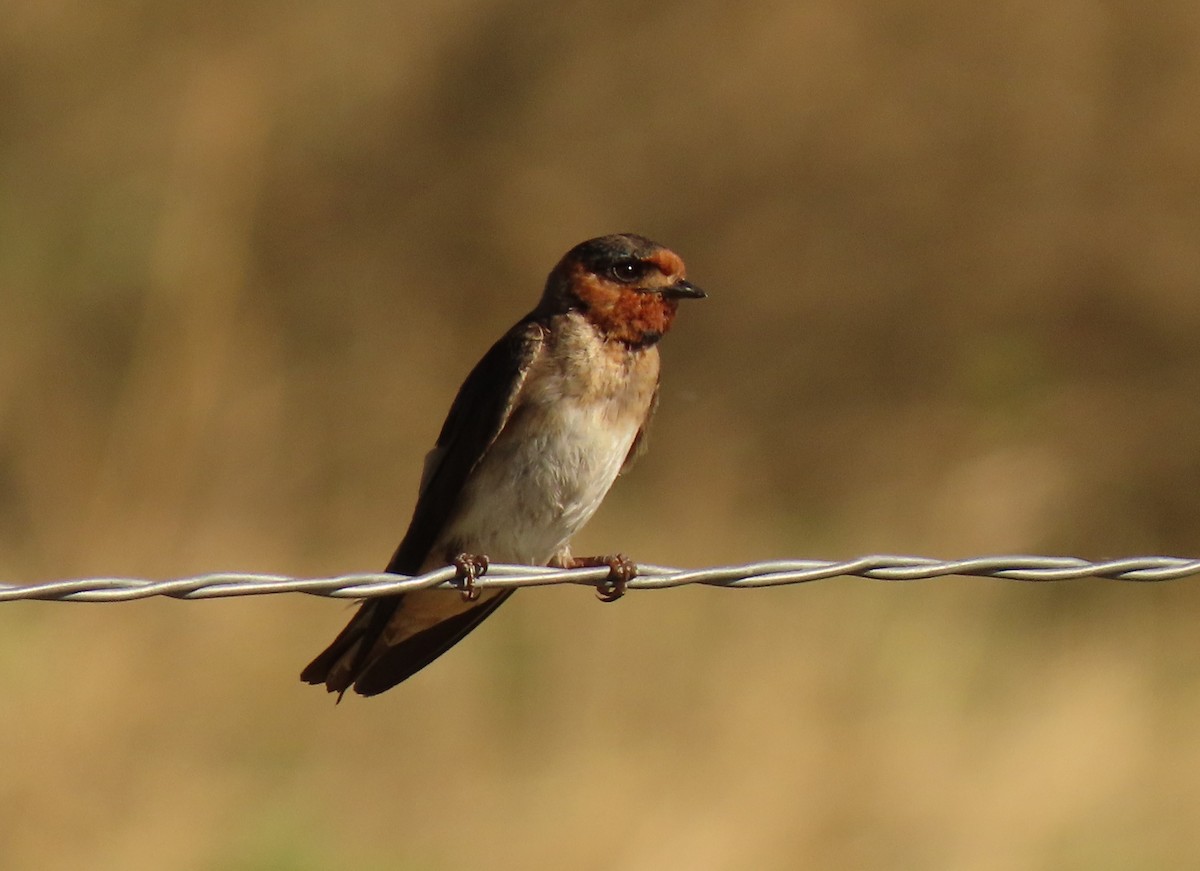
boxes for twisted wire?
[2,555,1198,603]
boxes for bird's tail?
[300,590,515,698]
[300,596,399,701]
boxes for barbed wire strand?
[2,555,1198,604]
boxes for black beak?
[662,279,707,300]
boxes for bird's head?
[541,233,706,346]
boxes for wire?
[2,555,1198,603]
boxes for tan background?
[3,2,1200,868]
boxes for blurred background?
[2,1,1200,868]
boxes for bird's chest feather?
[442,331,659,563]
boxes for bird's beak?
[662,279,707,300]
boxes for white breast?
[437,393,643,565]
[431,315,659,567]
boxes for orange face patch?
[568,265,679,347]
[605,287,679,345]
[646,249,686,280]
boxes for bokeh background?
[3,1,1200,868]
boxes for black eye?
[608,260,649,284]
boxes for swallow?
[301,233,706,698]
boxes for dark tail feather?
[353,590,514,696]
[300,596,400,699]
[300,591,514,698]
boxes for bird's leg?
[452,553,490,602]
[568,553,637,602]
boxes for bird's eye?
[608,261,648,284]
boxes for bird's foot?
[571,553,637,602]
[452,553,490,602]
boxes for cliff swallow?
[301,233,706,698]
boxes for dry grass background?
[2,1,1200,868]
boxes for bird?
[301,233,706,698]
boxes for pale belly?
[430,397,643,566]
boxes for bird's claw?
[453,553,490,601]
[572,553,636,602]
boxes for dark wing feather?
[620,383,659,474]
[386,317,546,574]
[300,318,546,695]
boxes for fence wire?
[2,555,1199,603]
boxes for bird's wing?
[386,318,547,573]
[620,381,659,475]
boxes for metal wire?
[2,555,1198,603]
